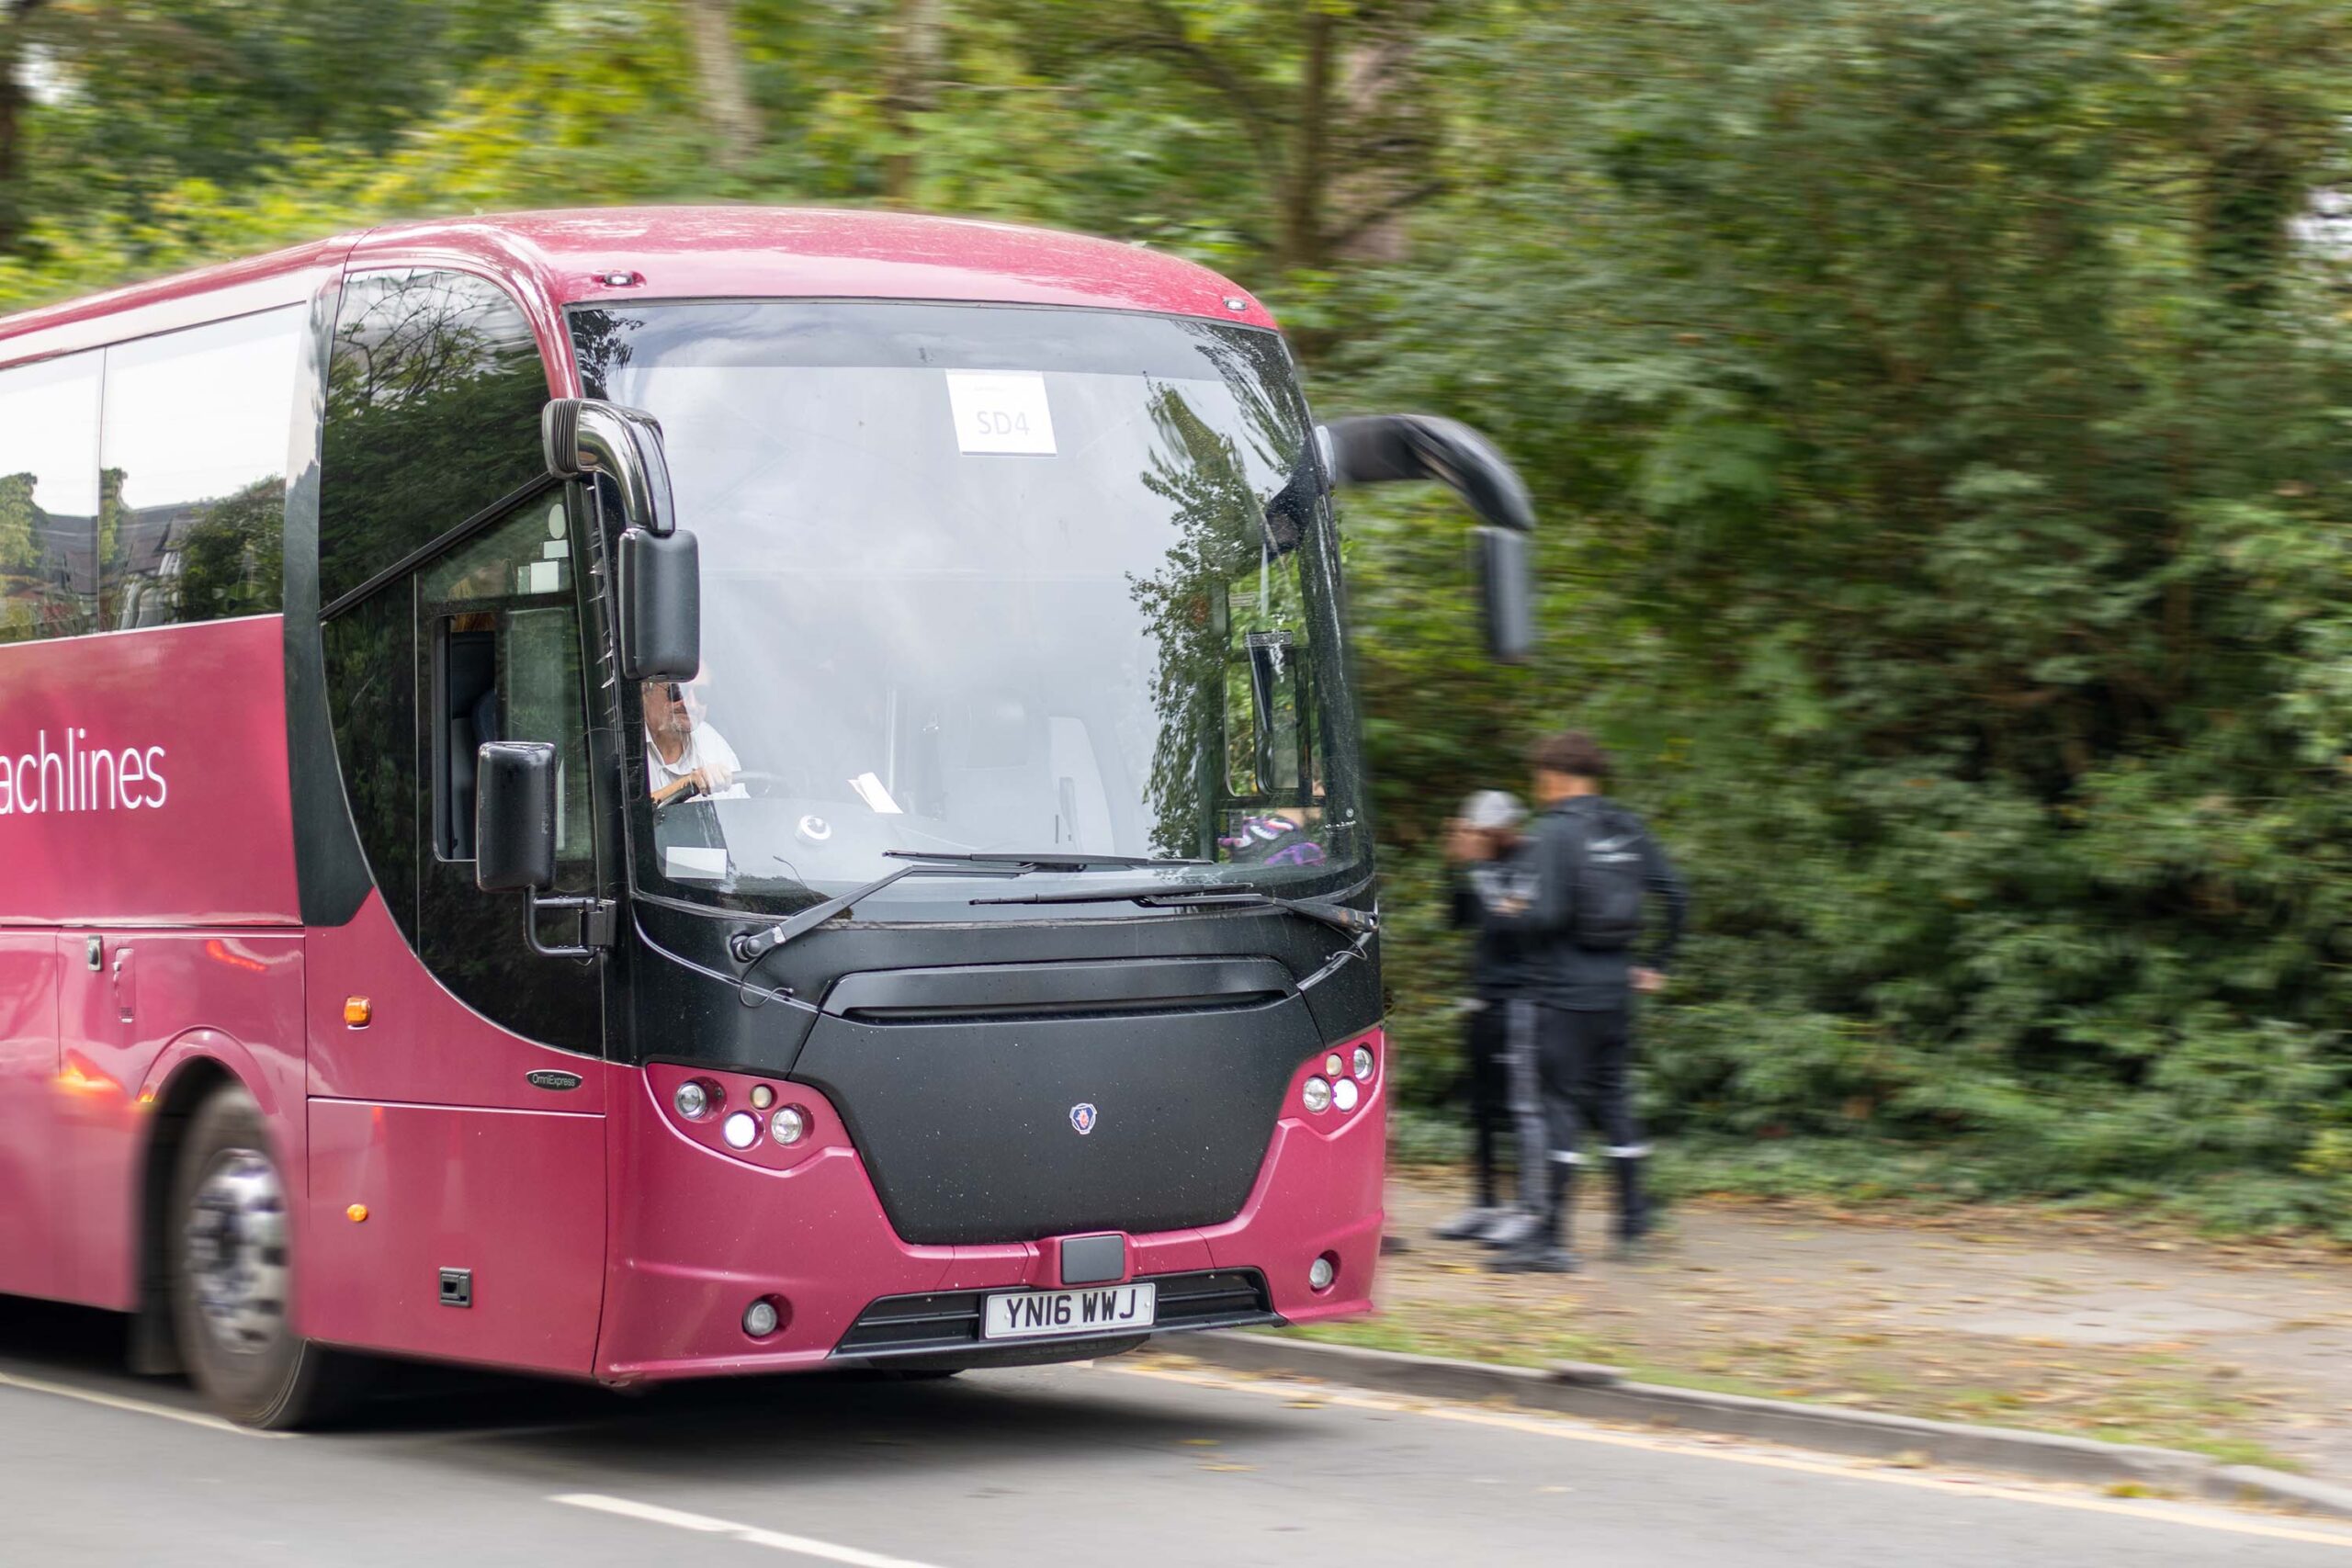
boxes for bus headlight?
[1352,1044,1375,1081]
[770,1106,808,1145]
[722,1111,760,1150]
[674,1079,716,1120]
[1332,1077,1360,1112]
[1302,1077,1332,1113]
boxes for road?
[4,1298,2349,1567]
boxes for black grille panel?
[789,998,1320,1247]
[836,1269,1274,1359]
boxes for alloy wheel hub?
[184,1148,288,1355]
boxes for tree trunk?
[684,0,760,171]
[1327,19,1434,265]
[1280,7,1334,272]
[883,0,944,208]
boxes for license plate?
[981,1282,1157,1341]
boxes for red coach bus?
[0,208,1532,1426]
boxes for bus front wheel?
[169,1083,364,1428]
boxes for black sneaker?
[1612,1214,1666,1260]
[1488,1245,1579,1274]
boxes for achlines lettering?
[0,728,168,817]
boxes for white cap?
[1460,790,1526,831]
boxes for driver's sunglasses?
[660,682,683,704]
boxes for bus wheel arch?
[154,1074,368,1427]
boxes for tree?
[684,0,762,171]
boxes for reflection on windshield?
[574,300,1363,915]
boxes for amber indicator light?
[345,997,372,1028]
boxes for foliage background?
[10,0,2350,1233]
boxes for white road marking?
[1111,1362,2352,1552]
[0,1369,291,1438]
[552,1494,946,1568]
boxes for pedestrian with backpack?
[1484,731,1687,1273]
[1431,789,1531,1242]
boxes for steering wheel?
[729,768,803,800]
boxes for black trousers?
[1507,1001,1645,1181]
[1463,1001,1512,1205]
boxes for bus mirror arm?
[544,399,677,536]
[1323,413,1536,664]
[521,893,614,962]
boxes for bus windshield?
[572,300,1366,917]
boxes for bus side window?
[435,616,499,861]
[321,269,548,610]
[422,497,590,876]
[98,308,301,630]
[0,351,102,643]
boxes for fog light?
[1332,1077,1360,1112]
[750,1084,776,1111]
[1302,1077,1332,1113]
[1309,1255,1337,1292]
[674,1079,715,1120]
[1325,1053,1344,1078]
[770,1106,808,1145]
[722,1111,759,1149]
[1352,1044,1375,1081]
[743,1298,780,1338]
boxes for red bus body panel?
[0,208,1380,1383]
[0,617,300,927]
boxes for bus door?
[301,491,608,1373]
[0,933,61,1301]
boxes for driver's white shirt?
[646,723,747,799]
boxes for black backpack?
[1566,806,1647,952]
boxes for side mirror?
[617,527,701,682]
[1324,413,1537,665]
[542,399,676,536]
[544,398,703,682]
[475,741,558,894]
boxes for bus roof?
[0,207,1280,357]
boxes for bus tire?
[168,1083,364,1428]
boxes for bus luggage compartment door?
[0,933,61,1302]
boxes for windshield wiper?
[730,851,1211,965]
[968,882,1377,939]
[881,851,1211,871]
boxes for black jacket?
[1487,795,1687,1010]
[1450,860,1529,998]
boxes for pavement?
[1372,1170,2352,1478]
[7,1296,2352,1565]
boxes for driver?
[643,677,745,805]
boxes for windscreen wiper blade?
[882,850,1211,871]
[969,882,1377,939]
[731,851,1210,966]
